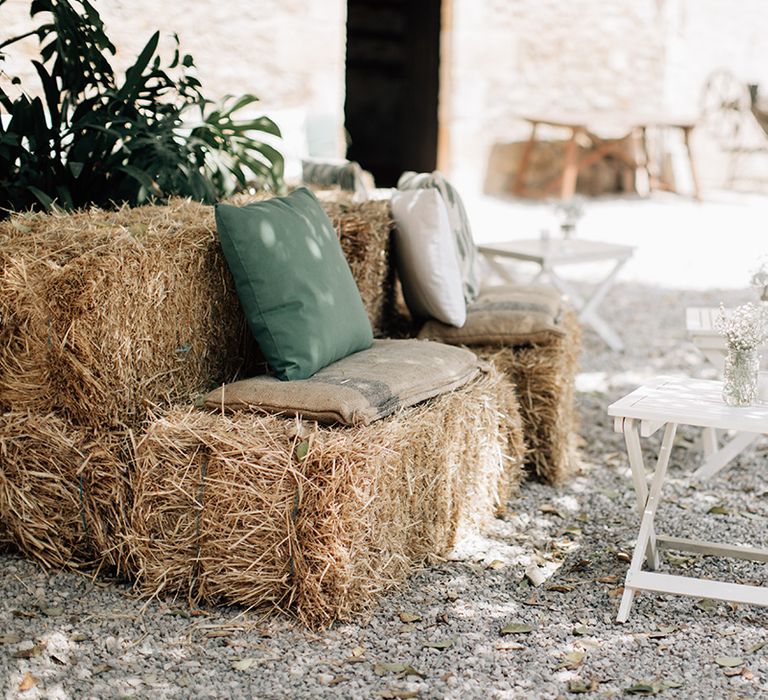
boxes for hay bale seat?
[128,366,524,628]
[0,202,249,428]
[476,310,581,483]
[406,277,581,484]
[0,191,550,627]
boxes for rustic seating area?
[0,186,580,627]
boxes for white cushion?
[390,188,466,327]
[397,170,481,304]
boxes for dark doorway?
[345,0,442,187]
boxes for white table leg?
[579,255,630,351]
[581,255,630,318]
[701,427,718,458]
[693,431,761,480]
[483,254,517,284]
[546,258,630,351]
[617,420,678,623]
[623,419,658,570]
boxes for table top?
[520,114,698,133]
[478,238,635,266]
[608,375,768,433]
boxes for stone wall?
[442,0,667,190]
[4,0,768,193]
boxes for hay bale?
[0,252,52,414]
[476,310,581,483]
[0,412,131,573]
[292,366,523,628]
[128,410,300,609]
[0,201,254,427]
[128,365,523,627]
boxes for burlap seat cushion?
[203,339,479,426]
[417,284,565,346]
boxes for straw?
[477,310,581,483]
[128,366,524,627]
[0,411,131,574]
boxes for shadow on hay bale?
[318,196,396,337]
[128,366,523,628]
[0,412,132,574]
[477,311,581,483]
[0,253,51,414]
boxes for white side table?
[608,376,768,623]
[478,238,634,351]
[685,306,763,478]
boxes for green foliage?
[0,0,284,215]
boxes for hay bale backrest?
[0,196,396,428]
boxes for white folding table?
[608,375,768,622]
[478,238,634,351]
[685,306,763,478]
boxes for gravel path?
[2,282,767,699]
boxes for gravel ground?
[2,282,768,699]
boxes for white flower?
[553,196,585,226]
[715,302,767,351]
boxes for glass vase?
[722,346,760,406]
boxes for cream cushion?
[390,188,466,327]
[204,339,480,426]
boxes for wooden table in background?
[512,115,700,200]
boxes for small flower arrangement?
[552,196,585,238]
[715,302,767,351]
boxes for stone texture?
[3,0,768,191]
[1,0,348,160]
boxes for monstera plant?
[0,0,284,215]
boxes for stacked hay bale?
[128,365,523,627]
[318,195,396,337]
[0,195,400,575]
[478,311,581,483]
[0,193,527,628]
[0,200,250,572]
[0,201,250,424]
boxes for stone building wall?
[3,0,768,192]
[661,0,768,115]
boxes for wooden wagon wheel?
[700,69,752,148]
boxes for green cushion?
[214,188,373,381]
